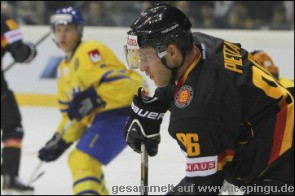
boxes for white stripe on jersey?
[182,150,218,177]
[4,29,22,44]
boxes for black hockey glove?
[67,87,106,121]
[38,133,72,162]
[125,87,171,157]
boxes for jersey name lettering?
[223,41,243,73]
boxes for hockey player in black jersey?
[124,4,294,195]
[1,13,37,192]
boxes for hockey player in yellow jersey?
[251,50,294,96]
[38,6,148,195]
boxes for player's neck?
[65,40,81,61]
[65,51,73,61]
[176,48,198,79]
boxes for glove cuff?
[23,41,37,63]
[45,133,72,150]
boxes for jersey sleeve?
[1,15,22,46]
[1,14,34,63]
[56,65,88,143]
[279,77,294,96]
[221,41,294,183]
[55,116,87,143]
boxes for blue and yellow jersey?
[56,41,147,142]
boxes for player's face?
[55,24,80,53]
[137,47,171,87]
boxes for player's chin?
[59,44,67,50]
[62,46,73,53]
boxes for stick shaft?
[141,144,148,195]
[27,161,43,185]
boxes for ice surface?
[1,107,186,195]
[1,107,244,195]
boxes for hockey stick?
[27,161,44,186]
[26,120,75,185]
[3,31,51,72]
[140,144,149,195]
[29,171,45,185]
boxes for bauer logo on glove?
[131,101,165,121]
[124,87,170,157]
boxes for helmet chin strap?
[160,50,186,85]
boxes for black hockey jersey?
[168,32,294,187]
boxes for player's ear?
[167,44,178,58]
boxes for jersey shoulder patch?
[88,49,102,63]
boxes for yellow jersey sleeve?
[56,77,88,143]
[56,117,87,143]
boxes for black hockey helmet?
[129,3,192,47]
[124,3,193,69]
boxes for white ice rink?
[1,106,187,195]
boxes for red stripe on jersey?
[218,149,235,162]
[3,138,22,148]
[217,149,235,170]
[1,35,8,48]
[268,107,287,165]
[174,47,201,96]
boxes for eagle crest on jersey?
[175,85,193,108]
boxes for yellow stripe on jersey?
[217,150,235,171]
[279,78,294,89]
[6,19,19,30]
[217,155,234,171]
[280,99,294,156]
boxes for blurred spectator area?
[1,1,293,30]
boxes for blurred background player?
[1,4,37,194]
[251,50,294,95]
[38,6,147,195]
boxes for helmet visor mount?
[124,34,167,70]
[51,14,73,26]
[50,13,84,36]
